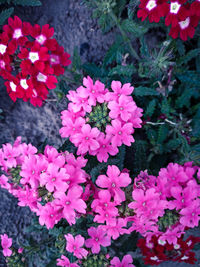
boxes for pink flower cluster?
[0,137,88,229]
[128,162,200,245]
[0,16,71,106]
[60,76,143,162]
[0,234,12,257]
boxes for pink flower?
[106,119,134,147]
[54,186,86,225]
[101,218,129,240]
[37,202,62,229]
[60,117,85,138]
[57,255,79,266]
[83,76,107,105]
[70,124,100,154]
[1,234,12,257]
[108,95,136,122]
[180,199,200,228]
[91,190,118,225]
[110,254,135,267]
[85,226,111,253]
[106,81,134,101]
[65,234,88,259]
[40,163,69,192]
[67,86,91,113]
[91,133,118,163]
[96,165,131,204]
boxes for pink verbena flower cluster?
[60,76,143,162]
[0,16,71,106]
[0,137,88,229]
[128,162,200,245]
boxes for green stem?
[109,11,140,61]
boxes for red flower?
[30,24,54,45]
[165,0,189,27]
[191,0,200,16]
[137,0,168,23]
[18,42,49,75]
[49,44,71,76]
[169,15,199,41]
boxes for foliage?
[0,0,41,25]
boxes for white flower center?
[29,52,39,63]
[150,256,158,261]
[50,55,60,65]
[0,60,5,69]
[158,240,166,245]
[20,79,28,90]
[187,240,192,246]
[181,255,189,260]
[0,44,7,55]
[36,34,46,45]
[179,17,190,30]
[13,28,22,39]
[146,0,157,11]
[174,244,180,249]
[10,82,16,92]
[37,72,47,82]
[170,2,181,14]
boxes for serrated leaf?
[158,124,169,143]
[145,99,156,117]
[82,63,103,78]
[177,48,200,66]
[13,0,41,5]
[121,19,148,37]
[103,40,123,66]
[176,71,200,87]
[175,39,185,56]
[176,87,200,108]
[108,64,136,77]
[161,98,170,116]
[0,8,14,25]
[134,86,159,96]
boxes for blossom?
[110,254,135,267]
[179,199,200,227]
[137,0,168,23]
[65,234,88,259]
[106,119,134,147]
[91,190,118,225]
[85,226,111,253]
[0,16,71,106]
[1,234,12,257]
[57,255,79,267]
[60,77,143,162]
[70,124,100,155]
[96,165,131,204]
[54,186,86,225]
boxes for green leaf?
[121,19,148,37]
[161,98,170,116]
[103,39,123,66]
[12,0,41,5]
[145,99,156,117]
[164,139,182,152]
[177,48,200,66]
[176,71,200,87]
[82,63,104,78]
[134,86,159,96]
[72,46,81,70]
[158,124,169,144]
[108,64,136,77]
[175,39,185,56]
[0,8,14,25]
[176,87,200,108]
